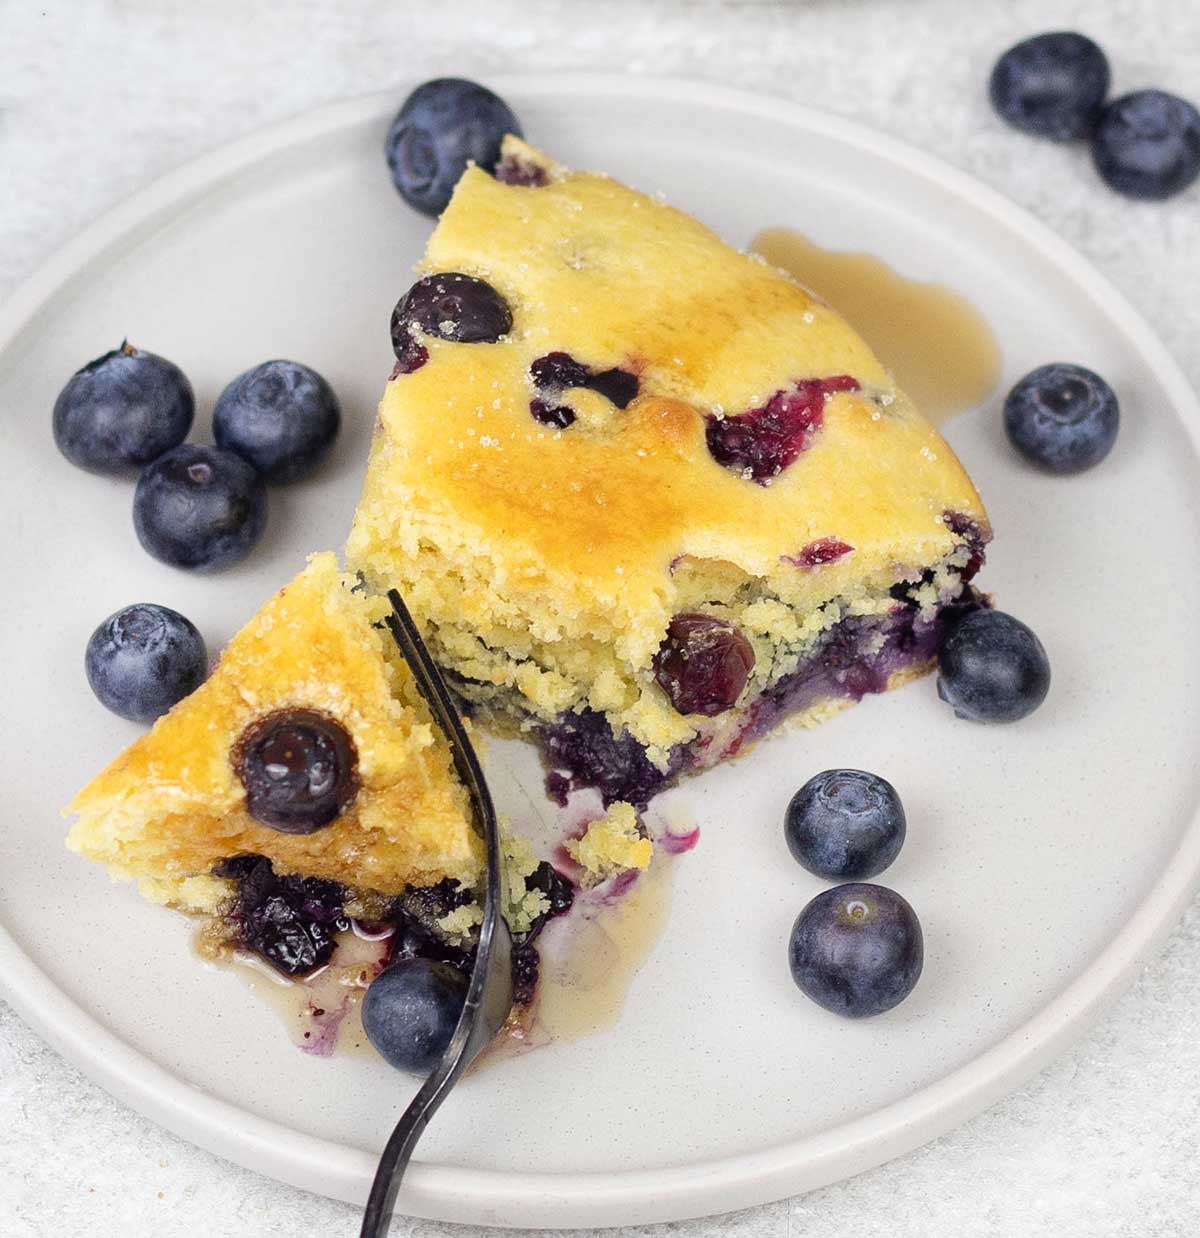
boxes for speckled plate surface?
[2,78,1199,1229]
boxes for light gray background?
[3,1,1198,1235]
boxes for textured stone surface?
[2,1,1199,1234]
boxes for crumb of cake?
[138,873,233,915]
[566,803,653,887]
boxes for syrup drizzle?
[751,228,1000,426]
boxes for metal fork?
[359,591,514,1238]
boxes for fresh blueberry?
[652,613,756,717]
[1003,362,1119,474]
[988,32,1110,141]
[788,883,923,1018]
[362,958,468,1075]
[53,342,193,476]
[1092,90,1200,200]
[235,709,359,833]
[785,770,906,881]
[212,360,340,483]
[385,78,522,217]
[391,272,513,369]
[84,603,207,723]
[222,855,348,976]
[133,444,267,571]
[937,609,1050,723]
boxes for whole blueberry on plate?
[53,341,194,475]
[1003,362,1119,474]
[385,78,522,217]
[1091,90,1200,200]
[85,603,207,723]
[937,609,1050,724]
[133,443,267,571]
[788,883,923,1018]
[213,360,340,483]
[988,32,1110,141]
[362,957,468,1074]
[785,769,906,880]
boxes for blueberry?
[226,856,348,977]
[527,352,639,426]
[1003,362,1119,474]
[212,360,340,484]
[235,709,359,833]
[362,958,468,1075]
[84,603,207,723]
[785,770,906,881]
[133,444,267,571]
[539,707,685,809]
[53,342,193,476]
[530,398,576,429]
[706,376,859,484]
[391,272,513,369]
[652,613,756,717]
[511,943,540,1007]
[385,78,522,217]
[937,609,1050,723]
[1092,90,1200,200]
[988,32,1110,141]
[788,883,923,1018]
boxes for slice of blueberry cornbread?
[347,137,991,807]
[66,553,568,982]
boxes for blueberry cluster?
[989,31,1200,200]
[57,344,341,720]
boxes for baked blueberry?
[530,352,591,389]
[213,360,340,483]
[1092,90,1200,200]
[540,707,685,808]
[788,883,923,1018]
[236,709,359,833]
[53,342,193,476]
[530,398,576,429]
[362,957,468,1074]
[1003,362,1118,474]
[391,273,512,367]
[385,78,522,217]
[706,376,859,484]
[988,32,1110,141]
[226,855,348,976]
[785,769,906,880]
[652,614,755,717]
[85,603,207,723]
[937,609,1050,723]
[133,444,267,571]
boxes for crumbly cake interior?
[347,137,990,796]
[67,552,482,911]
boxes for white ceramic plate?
[3,77,1200,1229]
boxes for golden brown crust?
[347,141,988,751]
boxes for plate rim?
[3,73,1200,1228]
